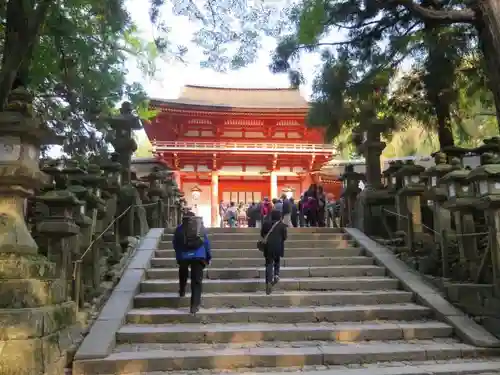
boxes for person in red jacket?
[260,197,273,221]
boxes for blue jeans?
[265,255,281,284]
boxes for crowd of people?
[218,184,341,228]
[172,184,343,314]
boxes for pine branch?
[384,0,476,24]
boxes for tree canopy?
[266,0,500,152]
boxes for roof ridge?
[183,85,297,92]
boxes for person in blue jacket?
[173,211,212,314]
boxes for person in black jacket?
[260,209,288,295]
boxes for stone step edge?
[117,321,452,334]
[92,360,500,375]
[141,276,396,284]
[73,342,500,374]
[127,303,431,315]
[134,290,412,298]
[147,265,382,271]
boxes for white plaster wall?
[220,166,243,172]
[182,182,213,227]
[245,166,267,173]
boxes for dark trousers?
[178,260,205,308]
[265,255,281,284]
[307,211,318,227]
[291,214,298,228]
[318,208,325,227]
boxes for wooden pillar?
[270,171,278,199]
[211,171,218,227]
[301,173,313,195]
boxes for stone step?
[99,359,500,375]
[73,339,497,374]
[155,247,363,258]
[126,303,433,324]
[160,239,356,249]
[133,290,413,308]
[150,256,374,268]
[163,227,344,234]
[162,232,350,241]
[140,277,399,293]
[116,321,453,344]
[146,265,386,280]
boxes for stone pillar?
[172,170,182,190]
[211,171,218,227]
[270,171,278,199]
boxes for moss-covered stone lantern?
[421,152,461,243]
[393,160,425,234]
[36,165,83,299]
[0,88,61,254]
[383,160,404,192]
[339,164,364,227]
[466,152,500,292]
[440,161,480,280]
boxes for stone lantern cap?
[471,136,500,155]
[441,168,470,184]
[466,153,500,182]
[440,145,472,159]
[422,152,458,177]
[394,160,425,178]
[382,160,403,177]
[36,189,83,207]
[107,102,142,131]
[78,164,106,187]
[63,159,86,175]
[100,157,122,172]
[1,88,63,145]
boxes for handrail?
[71,201,163,311]
[153,140,336,152]
[73,201,160,275]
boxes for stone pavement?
[73,227,500,375]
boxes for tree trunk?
[435,99,454,148]
[0,0,52,110]
[475,0,500,131]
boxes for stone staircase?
[74,227,500,375]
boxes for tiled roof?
[150,85,309,110]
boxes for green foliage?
[268,0,498,150]
[0,0,165,156]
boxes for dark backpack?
[181,216,204,251]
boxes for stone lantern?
[394,160,426,234]
[421,152,461,243]
[441,163,480,280]
[36,167,82,299]
[339,164,364,227]
[107,102,142,185]
[466,152,500,293]
[142,166,166,228]
[0,88,62,254]
[383,160,404,192]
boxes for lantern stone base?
[354,188,394,236]
[0,253,82,375]
[0,199,38,255]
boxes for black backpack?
[181,216,204,251]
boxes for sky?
[124,0,324,102]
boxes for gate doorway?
[222,191,262,204]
